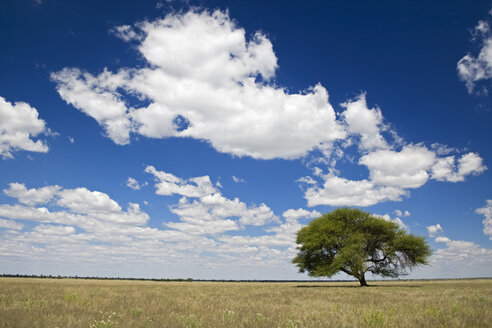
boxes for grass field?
[0,278,491,328]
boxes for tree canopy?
[292,208,431,286]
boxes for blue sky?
[0,0,491,280]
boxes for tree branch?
[369,255,387,263]
[340,267,354,276]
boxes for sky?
[0,0,491,280]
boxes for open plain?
[0,278,491,327]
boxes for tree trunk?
[358,274,369,287]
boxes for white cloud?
[430,143,455,156]
[475,20,490,35]
[360,145,436,188]
[146,165,218,197]
[431,238,492,268]
[49,8,487,209]
[232,176,245,183]
[435,236,451,243]
[111,25,142,42]
[56,188,122,214]
[0,218,23,230]
[302,173,407,207]
[2,179,489,280]
[374,213,408,231]
[427,224,444,237]
[127,177,146,190]
[52,10,345,160]
[218,208,320,250]
[476,200,492,239]
[431,152,487,182]
[3,183,60,206]
[1,183,149,227]
[394,209,410,217]
[0,178,312,279]
[51,68,131,145]
[33,224,76,235]
[341,94,388,151]
[282,208,320,222]
[457,13,492,94]
[147,166,278,234]
[168,194,276,233]
[127,177,140,190]
[300,97,486,207]
[423,224,492,276]
[0,96,49,159]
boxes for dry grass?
[0,278,491,327]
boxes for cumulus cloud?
[146,165,218,198]
[300,95,486,207]
[2,183,149,227]
[457,11,492,94]
[360,145,436,188]
[431,237,492,274]
[218,208,320,251]
[394,210,411,217]
[301,173,407,207]
[33,224,76,235]
[50,9,486,208]
[52,10,345,160]
[3,183,60,206]
[282,208,320,222]
[302,147,485,207]
[431,152,486,182]
[56,188,123,214]
[476,200,492,239]
[168,194,276,234]
[51,68,131,145]
[427,224,444,238]
[0,218,23,230]
[127,177,147,190]
[341,94,389,151]
[146,166,278,233]
[435,236,451,243]
[2,178,489,279]
[431,237,492,269]
[0,96,49,159]
[0,178,322,278]
[430,143,455,156]
[374,213,409,231]
[423,223,492,275]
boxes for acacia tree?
[292,208,431,286]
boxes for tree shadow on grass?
[296,284,422,288]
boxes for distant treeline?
[0,274,341,282]
[0,273,490,282]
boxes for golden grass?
[0,278,491,327]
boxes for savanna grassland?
[0,278,491,328]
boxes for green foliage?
[223,309,234,320]
[292,208,431,285]
[131,306,142,318]
[182,314,202,328]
